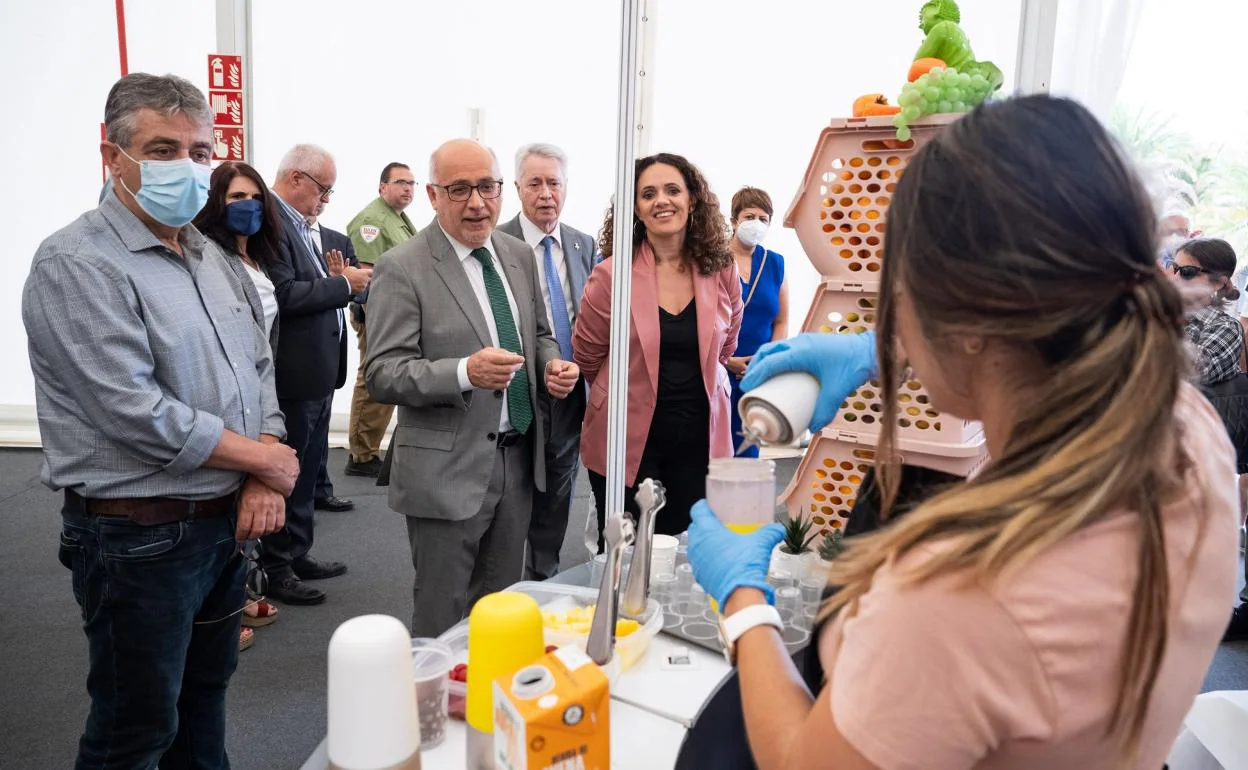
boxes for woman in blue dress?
[726,187,790,456]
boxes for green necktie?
[471,247,533,434]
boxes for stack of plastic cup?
[799,576,825,621]
[410,638,453,749]
[650,573,681,630]
[675,563,694,595]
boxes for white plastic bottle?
[738,372,821,446]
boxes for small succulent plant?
[819,529,845,561]
[779,514,819,555]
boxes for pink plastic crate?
[800,281,982,445]
[780,428,987,539]
[783,113,959,282]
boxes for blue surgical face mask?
[114,145,212,227]
[225,198,263,236]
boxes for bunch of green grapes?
[892,67,994,141]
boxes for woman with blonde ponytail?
[686,95,1240,770]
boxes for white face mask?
[736,218,769,247]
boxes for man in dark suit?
[264,144,372,605]
[308,216,358,514]
[498,143,596,580]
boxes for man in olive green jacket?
[344,162,417,476]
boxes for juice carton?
[492,646,609,770]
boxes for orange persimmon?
[908,57,947,82]
[852,94,902,117]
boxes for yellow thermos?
[465,592,544,770]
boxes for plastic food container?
[438,625,469,721]
[436,581,662,693]
[516,581,662,673]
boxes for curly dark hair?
[597,153,732,276]
[193,161,283,269]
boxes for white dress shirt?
[445,226,524,433]
[518,214,575,328]
[243,261,278,340]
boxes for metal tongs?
[586,512,635,666]
[620,479,667,617]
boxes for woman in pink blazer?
[575,153,743,540]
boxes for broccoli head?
[919,0,961,34]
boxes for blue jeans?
[58,508,245,770]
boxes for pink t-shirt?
[819,384,1240,770]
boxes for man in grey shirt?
[22,73,299,770]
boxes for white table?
[301,566,737,769]
[300,699,691,770]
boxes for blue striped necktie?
[541,236,573,360]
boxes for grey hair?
[514,142,568,180]
[1160,208,1192,225]
[277,144,335,180]
[104,73,212,148]
[427,140,501,184]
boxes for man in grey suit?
[498,143,596,580]
[365,139,580,637]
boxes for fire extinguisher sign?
[207,55,245,162]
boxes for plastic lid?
[707,457,776,482]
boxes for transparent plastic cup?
[706,458,776,534]
[410,638,454,749]
[650,534,679,579]
[800,576,825,619]
[650,572,679,609]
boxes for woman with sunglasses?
[1169,238,1248,645]
[1169,238,1244,387]
[687,96,1238,769]
[193,161,285,649]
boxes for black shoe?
[293,556,348,581]
[267,576,326,605]
[314,495,355,512]
[1224,605,1248,642]
[344,457,383,477]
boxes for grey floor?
[1,447,1246,770]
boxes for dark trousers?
[588,409,710,550]
[59,508,244,770]
[407,437,533,638]
[526,389,585,580]
[315,432,333,501]
[263,395,333,577]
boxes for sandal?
[239,626,255,652]
[242,598,279,628]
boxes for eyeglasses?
[298,170,335,199]
[192,539,267,625]
[1171,264,1211,281]
[431,179,504,202]
[386,179,417,189]
[240,539,268,596]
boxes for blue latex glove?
[739,331,878,434]
[687,500,786,610]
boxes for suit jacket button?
[494,390,503,398]
[487,432,497,442]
